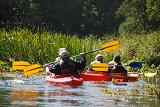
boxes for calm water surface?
[0,75,159,107]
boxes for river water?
[0,74,159,107]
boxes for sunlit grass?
[0,28,107,65]
[0,28,160,74]
[118,31,160,73]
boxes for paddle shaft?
[85,45,114,54]
[0,53,10,62]
[72,43,118,57]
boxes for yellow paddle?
[144,72,157,77]
[23,41,120,76]
[91,62,143,72]
[24,64,43,76]
[91,63,108,71]
[0,53,31,71]
[101,41,120,51]
[83,40,119,54]
[12,61,30,71]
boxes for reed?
[0,28,159,73]
[0,28,104,65]
[118,30,160,73]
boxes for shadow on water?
[0,74,160,107]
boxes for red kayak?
[46,72,139,85]
[46,74,83,85]
[80,71,139,82]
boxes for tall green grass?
[0,28,109,65]
[0,28,160,73]
[118,31,160,73]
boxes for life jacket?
[59,58,79,74]
[90,60,102,65]
[108,61,127,73]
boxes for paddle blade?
[101,41,120,51]
[91,63,108,71]
[24,64,43,76]
[144,73,157,77]
[12,61,30,71]
[128,62,142,69]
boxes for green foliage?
[116,0,147,34]
[146,0,160,22]
[0,0,124,36]
[118,30,160,72]
[0,0,39,29]
[1,28,160,73]
[0,28,102,65]
[118,17,146,34]
[116,0,160,34]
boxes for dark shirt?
[49,57,86,75]
[108,61,127,74]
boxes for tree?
[146,0,160,30]
[0,0,40,29]
[116,0,160,34]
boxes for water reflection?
[43,83,85,106]
[11,85,40,106]
[0,74,159,107]
[104,75,160,107]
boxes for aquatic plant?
[144,84,160,99]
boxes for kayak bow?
[46,74,83,85]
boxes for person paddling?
[47,49,86,75]
[89,54,104,71]
[108,54,127,74]
[90,54,104,65]
[44,48,67,68]
[55,48,67,63]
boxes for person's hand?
[43,64,50,67]
[80,53,86,58]
[115,63,118,67]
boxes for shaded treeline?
[0,0,159,36]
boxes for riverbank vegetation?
[0,28,160,74]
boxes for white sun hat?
[59,50,70,58]
[58,48,66,54]
[95,54,104,61]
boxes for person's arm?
[76,53,86,70]
[49,62,61,75]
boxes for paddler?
[48,49,86,75]
[89,54,104,71]
[44,48,66,67]
[108,54,127,74]
[90,54,104,65]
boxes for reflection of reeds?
[11,85,40,105]
[11,90,39,101]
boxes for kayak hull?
[45,71,139,85]
[80,71,139,82]
[46,74,83,85]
